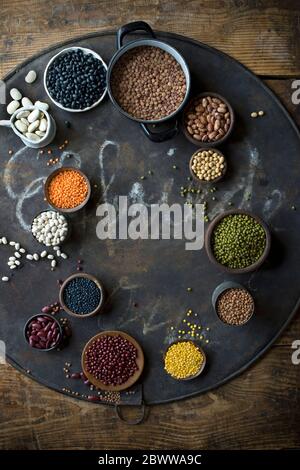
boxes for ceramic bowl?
[44,46,107,113]
[0,105,56,148]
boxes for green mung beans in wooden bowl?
[205,209,271,274]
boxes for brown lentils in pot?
[185,95,231,143]
[111,46,187,121]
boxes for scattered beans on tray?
[191,149,225,181]
[212,214,266,269]
[85,334,139,385]
[185,95,231,143]
[164,341,204,379]
[111,46,186,121]
[31,210,68,246]
[217,288,254,325]
[47,169,88,209]
[63,277,101,315]
[46,49,106,110]
[26,315,61,350]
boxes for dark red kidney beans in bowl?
[24,314,62,351]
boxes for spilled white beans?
[7,100,20,115]
[10,88,22,101]
[21,97,33,107]
[1,234,69,279]
[34,101,49,111]
[25,70,37,83]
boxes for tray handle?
[115,401,146,425]
[140,120,179,143]
[117,21,156,49]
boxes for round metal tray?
[0,30,299,405]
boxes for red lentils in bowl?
[45,167,91,212]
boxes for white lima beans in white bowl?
[0,105,56,148]
[31,211,69,247]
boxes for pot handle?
[140,120,179,143]
[117,21,156,49]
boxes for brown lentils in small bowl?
[215,286,254,326]
[182,92,234,146]
[189,148,227,183]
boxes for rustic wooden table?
[0,0,300,450]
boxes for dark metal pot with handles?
[107,21,191,142]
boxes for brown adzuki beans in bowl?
[183,93,234,146]
[110,46,187,121]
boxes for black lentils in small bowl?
[63,276,102,315]
[45,47,107,111]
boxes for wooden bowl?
[44,167,91,213]
[164,339,206,381]
[182,92,234,147]
[81,330,145,392]
[205,209,271,274]
[59,272,105,318]
[189,147,227,184]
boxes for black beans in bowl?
[59,273,105,318]
[44,47,107,112]
[24,314,62,351]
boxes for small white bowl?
[0,105,56,148]
[43,46,107,113]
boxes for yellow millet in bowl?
[164,341,204,379]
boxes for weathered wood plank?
[1,0,300,77]
[0,345,299,449]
